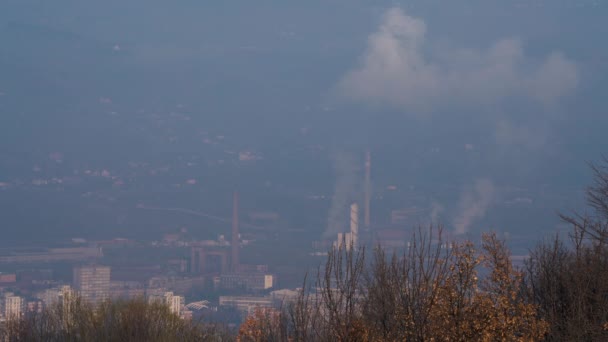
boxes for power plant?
[334,202,360,250]
[190,191,275,291]
[333,150,371,250]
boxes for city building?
[219,295,273,315]
[0,273,16,286]
[73,265,110,306]
[109,281,145,300]
[270,289,300,305]
[37,285,75,310]
[190,247,230,274]
[26,300,43,314]
[36,287,62,308]
[219,273,274,291]
[3,293,23,320]
[147,290,183,316]
[390,207,426,226]
[147,276,205,294]
[0,247,102,264]
[59,285,75,307]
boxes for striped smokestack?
[350,203,359,248]
[364,150,371,229]
[231,191,239,272]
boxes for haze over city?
[0,0,607,335]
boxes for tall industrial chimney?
[231,191,239,272]
[350,203,359,248]
[364,150,371,229]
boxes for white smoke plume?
[430,201,444,224]
[495,120,549,150]
[453,179,496,235]
[324,150,360,239]
[336,8,578,113]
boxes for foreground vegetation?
[3,159,608,341]
[0,297,230,342]
[239,230,547,341]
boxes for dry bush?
[1,296,228,342]
[363,226,453,341]
[479,234,548,342]
[317,243,366,341]
[237,226,545,342]
[237,307,284,342]
[525,158,608,341]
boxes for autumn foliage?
[238,229,548,341]
[237,307,283,342]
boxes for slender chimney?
[231,191,239,272]
[350,203,359,248]
[364,150,371,229]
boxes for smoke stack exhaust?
[364,150,371,229]
[231,191,239,272]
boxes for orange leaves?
[237,307,282,342]
[236,229,548,341]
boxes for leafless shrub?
[0,296,227,342]
[525,157,608,341]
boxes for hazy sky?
[0,1,607,240]
[1,1,605,151]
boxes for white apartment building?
[3,294,23,320]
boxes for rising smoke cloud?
[325,150,360,239]
[494,120,549,149]
[453,179,496,235]
[336,8,578,113]
[430,201,445,224]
